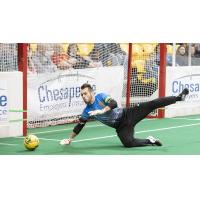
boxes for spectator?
[31,44,58,73]
[27,44,37,74]
[176,44,188,66]
[51,44,75,70]
[191,44,200,66]
[166,44,173,66]
[106,43,127,66]
[67,44,97,68]
[194,43,200,57]
[88,44,105,66]
[167,54,172,66]
[191,45,196,57]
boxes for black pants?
[116,96,177,148]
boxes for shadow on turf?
[17,149,38,153]
[58,144,172,155]
[12,143,174,155]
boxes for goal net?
[0,43,18,72]
[127,43,161,117]
[27,43,129,128]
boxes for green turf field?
[0,115,200,155]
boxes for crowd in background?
[1,43,200,74]
[2,43,199,98]
[167,43,200,66]
[27,43,128,74]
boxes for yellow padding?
[77,43,94,56]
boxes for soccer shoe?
[147,136,162,146]
[60,139,71,145]
[177,88,189,101]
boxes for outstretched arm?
[60,118,87,145]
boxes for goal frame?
[18,43,167,136]
[18,43,28,136]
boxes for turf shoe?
[176,88,189,101]
[147,136,162,146]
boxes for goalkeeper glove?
[60,138,72,145]
[88,109,105,116]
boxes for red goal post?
[126,43,167,118]
[17,43,167,135]
[18,44,28,136]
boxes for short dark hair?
[81,83,93,91]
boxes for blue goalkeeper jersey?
[81,93,123,128]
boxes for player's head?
[80,83,94,104]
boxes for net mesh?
[27,43,129,128]
[0,43,18,72]
[129,43,160,116]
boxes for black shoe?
[177,88,189,101]
[147,136,162,146]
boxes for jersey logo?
[98,101,106,108]
[105,96,111,103]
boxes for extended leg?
[130,96,177,125]
[116,126,161,148]
[131,87,189,125]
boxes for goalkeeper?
[60,83,189,147]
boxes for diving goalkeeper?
[60,83,189,147]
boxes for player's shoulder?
[96,93,110,99]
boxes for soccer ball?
[24,135,39,151]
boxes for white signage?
[165,66,200,117]
[166,66,200,102]
[0,80,8,122]
[28,67,124,122]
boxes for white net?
[0,43,18,72]
[27,43,129,128]
[129,43,160,116]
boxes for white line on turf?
[73,122,200,143]
[32,117,193,136]
[0,142,19,146]
[29,124,105,135]
[73,135,116,143]
[28,118,157,135]
[15,122,200,143]
[16,136,60,142]
[171,117,200,121]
